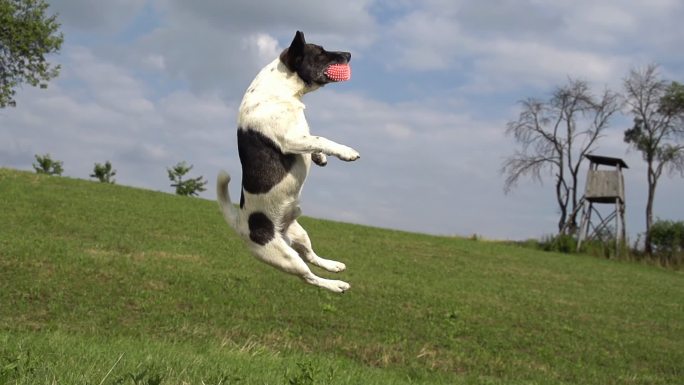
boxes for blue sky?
[2,0,683,240]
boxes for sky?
[2,0,683,241]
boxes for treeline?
[31,154,207,197]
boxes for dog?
[217,31,359,293]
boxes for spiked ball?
[325,64,351,82]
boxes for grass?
[1,167,683,384]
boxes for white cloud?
[387,11,465,71]
[142,54,166,71]
[247,34,282,63]
[468,40,628,92]
[90,0,380,98]
[157,0,376,37]
[384,0,683,92]
[63,47,156,116]
[49,0,147,34]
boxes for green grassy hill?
[1,168,682,385]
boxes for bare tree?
[623,64,684,254]
[503,79,621,234]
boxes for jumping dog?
[217,31,359,293]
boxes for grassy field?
[1,168,682,385]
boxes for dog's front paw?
[336,146,360,162]
[312,152,327,166]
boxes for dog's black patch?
[280,31,351,86]
[238,128,296,194]
[248,212,274,245]
[240,190,245,208]
[311,152,327,166]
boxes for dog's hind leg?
[252,235,350,293]
[286,220,347,273]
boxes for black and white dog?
[217,31,359,293]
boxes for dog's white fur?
[217,53,359,293]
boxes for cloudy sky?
[2,0,683,240]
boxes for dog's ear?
[280,31,306,71]
[293,31,306,46]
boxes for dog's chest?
[236,59,312,198]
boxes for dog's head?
[280,31,351,87]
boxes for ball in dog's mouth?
[325,63,351,82]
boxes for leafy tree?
[32,153,62,175]
[623,65,684,254]
[167,161,207,197]
[90,161,116,183]
[0,0,63,107]
[502,78,621,234]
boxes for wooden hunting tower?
[577,155,628,252]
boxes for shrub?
[90,161,116,183]
[538,233,626,260]
[649,219,684,265]
[540,234,577,253]
[32,153,63,176]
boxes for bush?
[539,234,577,253]
[32,153,63,176]
[649,220,684,265]
[537,233,627,260]
[90,161,116,183]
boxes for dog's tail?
[216,170,239,230]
